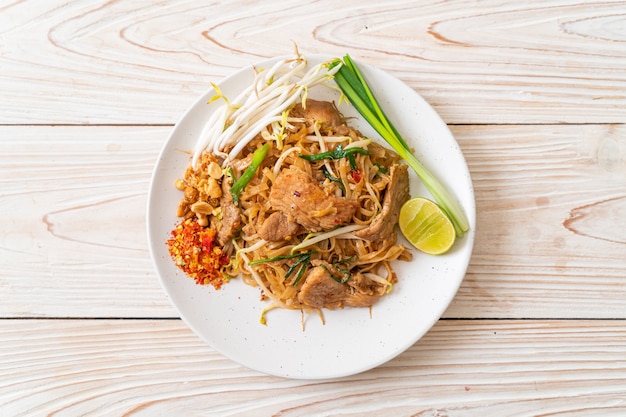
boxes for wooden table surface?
[2,1,626,415]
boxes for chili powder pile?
[167,218,230,290]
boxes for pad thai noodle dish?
[167,53,413,321]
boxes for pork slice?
[257,211,302,242]
[354,163,410,242]
[297,260,347,308]
[269,167,358,232]
[343,273,385,308]
[293,98,342,128]
[216,176,242,246]
[298,264,385,309]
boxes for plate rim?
[147,53,476,379]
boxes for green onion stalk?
[230,142,270,204]
[327,55,469,237]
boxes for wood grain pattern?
[2,1,626,414]
[1,319,625,416]
[446,123,626,319]
[1,0,625,125]
[1,124,624,318]
[0,125,174,318]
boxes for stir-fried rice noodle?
[170,60,412,316]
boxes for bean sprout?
[192,54,342,168]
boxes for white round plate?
[147,54,475,379]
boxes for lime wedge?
[399,197,456,255]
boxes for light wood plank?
[0,126,175,317]
[445,123,626,319]
[1,0,625,125]
[1,124,625,318]
[0,319,625,416]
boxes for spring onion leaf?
[322,167,345,191]
[299,144,370,167]
[248,250,316,266]
[291,258,310,287]
[285,254,310,279]
[373,163,388,174]
[230,143,270,204]
[334,255,356,265]
[320,264,351,284]
[248,250,314,287]
[328,55,469,237]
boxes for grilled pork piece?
[257,211,302,242]
[216,176,242,246]
[269,166,358,232]
[292,98,342,128]
[297,261,386,309]
[354,163,409,242]
[297,260,347,308]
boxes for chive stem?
[299,144,370,164]
[248,250,315,266]
[328,54,469,237]
[230,143,270,203]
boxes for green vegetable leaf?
[248,250,315,287]
[299,144,370,167]
[248,250,316,266]
[320,264,351,284]
[322,167,345,192]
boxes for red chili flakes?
[167,218,231,289]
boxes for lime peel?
[398,197,456,255]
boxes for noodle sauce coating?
[167,98,412,314]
